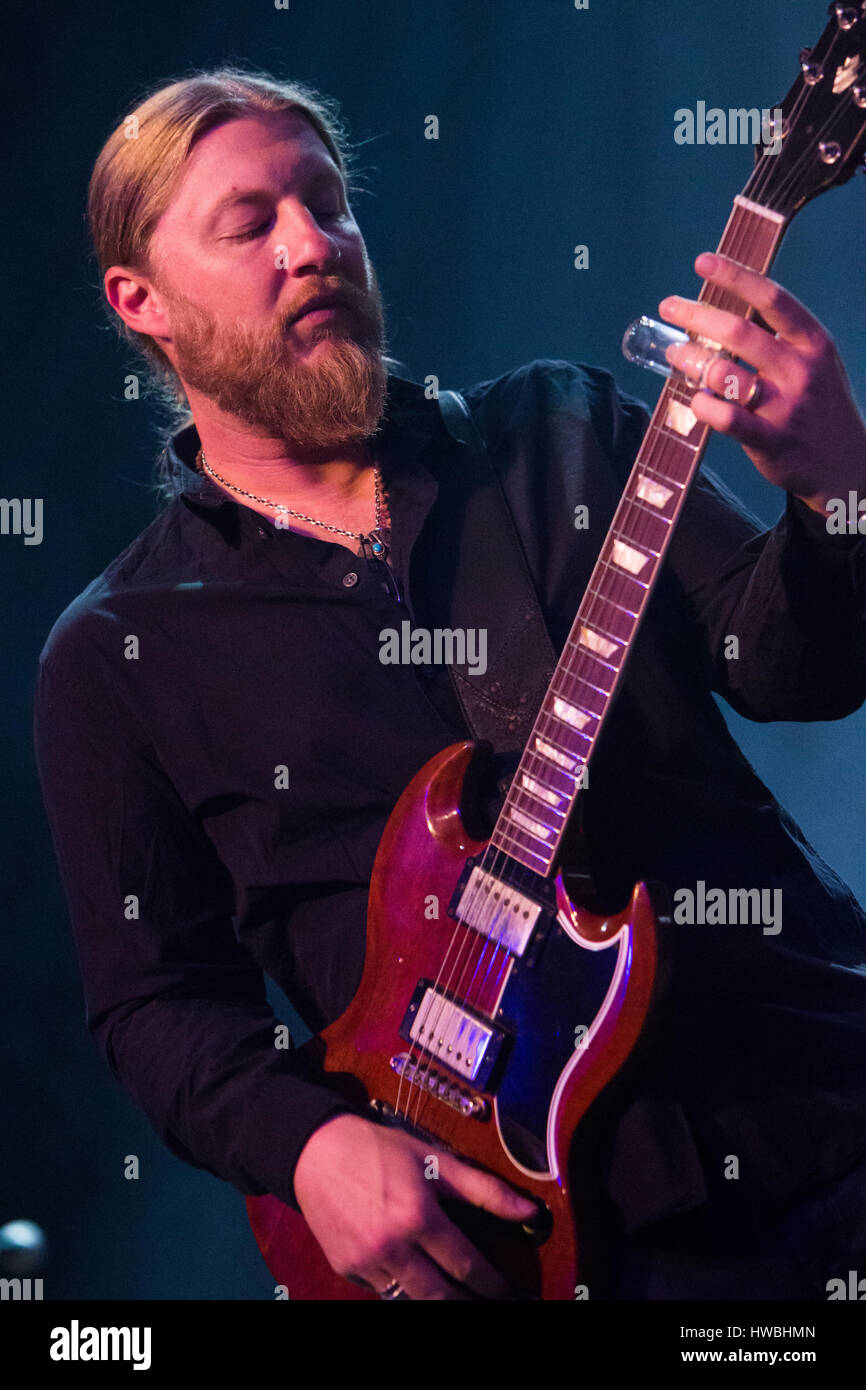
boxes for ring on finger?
[379,1278,408,1300]
[743,373,763,410]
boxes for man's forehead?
[167,111,337,218]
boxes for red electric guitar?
[247,6,866,1299]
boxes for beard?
[158,263,389,453]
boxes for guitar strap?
[435,388,559,755]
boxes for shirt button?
[342,571,359,587]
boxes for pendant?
[364,528,390,561]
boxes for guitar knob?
[520,1201,553,1243]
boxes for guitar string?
[768,93,861,209]
[395,25,861,1133]
[400,196,769,1134]
[400,224,774,1138]
[748,29,855,211]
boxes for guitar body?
[248,740,666,1300]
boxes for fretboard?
[492,192,788,875]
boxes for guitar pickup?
[447,858,555,965]
[398,981,507,1089]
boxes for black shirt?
[33,361,866,1235]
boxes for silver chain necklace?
[197,448,391,560]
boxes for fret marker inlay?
[611,539,649,576]
[636,473,674,508]
[521,773,562,807]
[509,807,552,840]
[666,400,698,436]
[552,697,591,730]
[578,626,618,660]
[535,736,577,771]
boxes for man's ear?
[104,265,171,343]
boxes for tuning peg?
[833,5,859,31]
[799,45,824,85]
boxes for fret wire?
[520,755,578,790]
[507,786,567,824]
[556,664,617,700]
[637,463,685,490]
[611,513,670,553]
[547,698,598,724]
[612,491,675,530]
[491,823,552,866]
[509,781,568,818]
[586,586,638,620]
[559,666,618,700]
[564,635,621,670]
[519,754,577,792]
[535,713,594,748]
[626,494,676,523]
[566,628,624,662]
[555,668,614,702]
[590,583,643,616]
[650,422,703,451]
[597,556,650,590]
[535,717,593,753]
[632,453,687,488]
[609,530,659,559]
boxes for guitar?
[247,5,866,1300]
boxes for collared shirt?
[33,362,866,1237]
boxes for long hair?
[87,65,362,432]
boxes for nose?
[274,202,342,275]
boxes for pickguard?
[493,920,620,1173]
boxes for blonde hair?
[87,65,358,415]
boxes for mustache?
[280,277,373,332]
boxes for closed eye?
[231,221,271,242]
[229,207,347,242]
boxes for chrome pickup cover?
[399,983,505,1088]
[455,865,543,958]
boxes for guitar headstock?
[747,2,866,217]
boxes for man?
[34,67,866,1301]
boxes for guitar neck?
[491,193,789,876]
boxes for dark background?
[3,0,864,1298]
